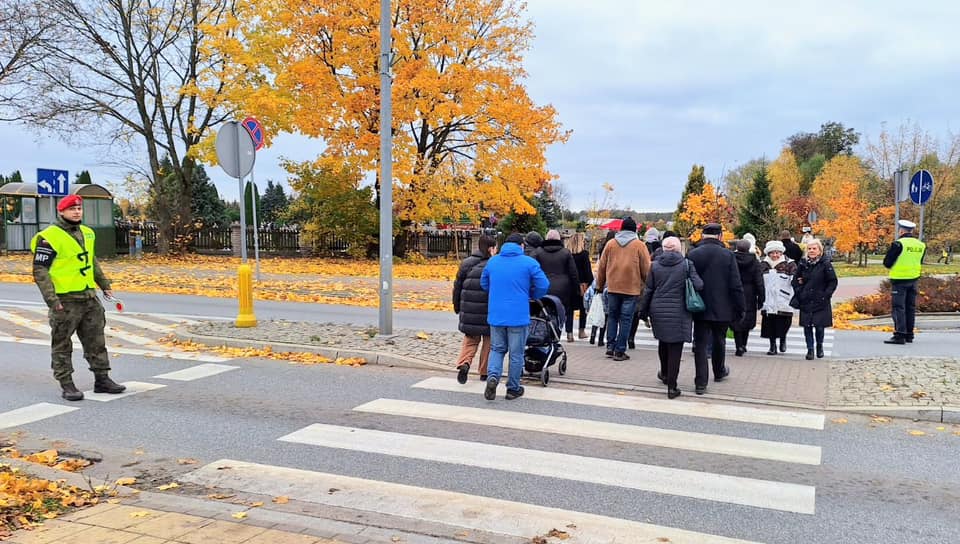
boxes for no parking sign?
[242,117,265,150]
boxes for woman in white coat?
[760,240,797,355]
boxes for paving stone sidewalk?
[179,320,960,416]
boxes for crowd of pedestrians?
[452,220,841,400]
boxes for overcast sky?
[1,0,958,212]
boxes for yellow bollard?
[235,264,257,328]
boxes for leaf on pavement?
[156,483,180,491]
[908,430,926,436]
[415,331,430,340]
[129,511,151,518]
[207,493,235,500]
[878,384,894,392]
[830,418,848,424]
[115,477,136,486]
[177,458,199,465]
[231,512,247,520]
[910,391,928,399]
[870,416,891,424]
[248,501,264,507]
[272,496,289,504]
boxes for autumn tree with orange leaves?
[202,0,568,225]
[814,181,893,266]
[678,182,736,243]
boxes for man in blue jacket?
[481,233,550,400]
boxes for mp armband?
[34,246,57,268]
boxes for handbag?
[684,259,706,313]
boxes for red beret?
[57,195,83,212]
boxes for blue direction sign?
[909,169,934,205]
[37,168,69,196]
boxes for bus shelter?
[0,183,116,257]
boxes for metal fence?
[114,223,475,257]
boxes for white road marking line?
[17,306,163,347]
[153,364,238,381]
[182,459,762,544]
[279,424,817,514]
[0,336,230,362]
[0,403,79,430]
[413,377,826,430]
[83,381,166,402]
[104,313,176,332]
[0,309,50,335]
[354,399,822,465]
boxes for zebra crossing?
[182,376,827,543]
[0,304,232,363]
[628,326,836,357]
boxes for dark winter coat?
[782,238,803,262]
[453,251,491,337]
[535,240,580,313]
[571,250,593,311]
[687,238,745,323]
[792,256,838,328]
[732,251,765,331]
[638,251,703,343]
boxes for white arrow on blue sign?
[37,168,70,196]
[909,169,934,205]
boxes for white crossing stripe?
[0,336,231,363]
[17,306,162,347]
[354,399,822,465]
[0,403,79,430]
[182,459,762,544]
[279,423,817,514]
[83,381,166,402]
[104,312,176,332]
[153,363,238,381]
[414,377,826,430]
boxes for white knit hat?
[764,240,786,255]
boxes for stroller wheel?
[541,367,550,386]
[558,353,567,376]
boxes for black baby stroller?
[524,295,568,386]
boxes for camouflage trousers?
[48,297,111,384]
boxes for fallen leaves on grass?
[832,302,893,332]
[0,464,101,533]
[0,255,456,311]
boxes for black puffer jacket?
[792,256,838,328]
[638,251,703,343]
[732,251,764,331]
[453,251,491,336]
[534,240,580,312]
[687,238,745,322]
[571,250,593,311]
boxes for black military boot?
[93,374,127,394]
[61,382,84,401]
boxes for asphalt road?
[1,289,958,543]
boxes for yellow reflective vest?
[889,236,925,280]
[31,225,98,293]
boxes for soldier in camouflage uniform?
[31,194,126,401]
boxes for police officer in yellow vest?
[882,219,926,345]
[31,195,126,401]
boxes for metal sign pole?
[249,175,261,281]
[919,203,925,242]
[234,123,248,262]
[378,0,394,336]
[893,169,901,239]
